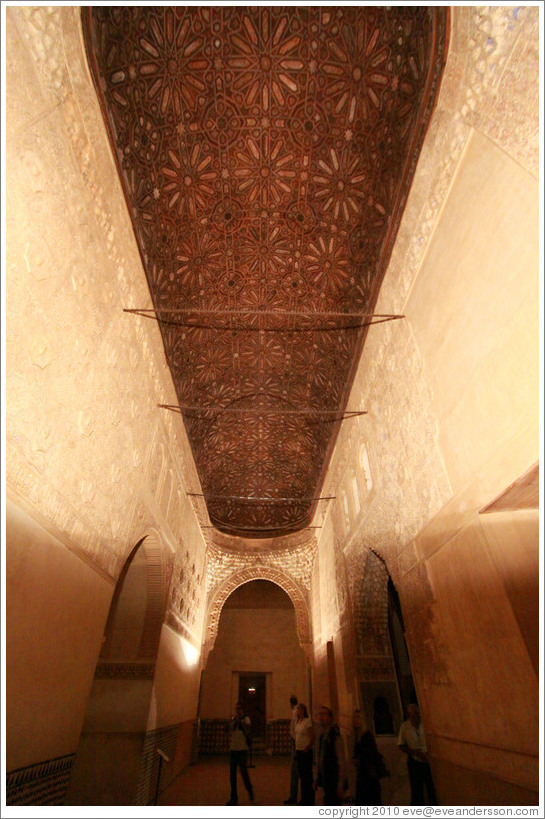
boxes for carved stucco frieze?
[357,656,395,682]
[94,662,155,680]
[166,548,206,644]
[205,539,316,598]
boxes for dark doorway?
[238,673,267,743]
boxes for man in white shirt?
[397,703,437,805]
[284,695,299,804]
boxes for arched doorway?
[199,580,310,755]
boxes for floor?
[158,753,411,808]
[159,755,291,808]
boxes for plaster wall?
[408,129,539,499]
[67,625,202,805]
[64,733,144,807]
[5,498,113,771]
[149,624,202,729]
[478,509,539,676]
[200,608,308,720]
[403,133,539,802]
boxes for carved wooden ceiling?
[83,7,449,539]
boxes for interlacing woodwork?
[83,7,448,538]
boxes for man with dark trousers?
[398,703,438,805]
[226,702,254,805]
[314,705,347,805]
[284,694,299,804]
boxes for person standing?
[352,708,387,805]
[226,702,254,806]
[314,705,347,805]
[397,703,437,805]
[284,694,299,804]
[294,703,315,805]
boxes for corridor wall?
[311,5,540,807]
[5,6,208,805]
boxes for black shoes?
[284,798,297,804]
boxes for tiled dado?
[6,753,75,805]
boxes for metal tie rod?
[188,493,335,502]
[159,404,366,418]
[124,308,403,331]
[124,307,403,319]
[200,525,323,529]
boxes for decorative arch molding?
[203,566,312,666]
[355,548,391,659]
[138,529,174,658]
[97,528,173,676]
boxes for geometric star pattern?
[83,7,449,537]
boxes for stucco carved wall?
[6,6,207,604]
[320,5,539,570]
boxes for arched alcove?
[354,550,416,805]
[204,565,312,663]
[66,532,171,805]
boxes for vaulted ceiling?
[82,6,449,539]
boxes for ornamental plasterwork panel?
[459,5,539,178]
[322,322,451,579]
[166,547,206,647]
[205,538,316,598]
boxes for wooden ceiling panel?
[83,6,449,538]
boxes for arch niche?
[203,566,312,664]
[66,531,172,805]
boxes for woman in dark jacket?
[352,709,387,805]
